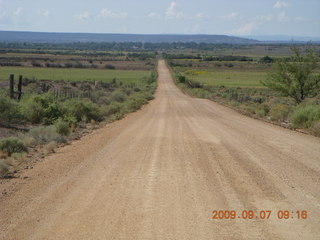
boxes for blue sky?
[0,0,319,37]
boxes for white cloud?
[13,7,23,16]
[75,11,91,20]
[220,12,239,20]
[0,0,3,12]
[99,8,128,19]
[273,1,290,9]
[234,22,257,35]
[117,26,128,33]
[147,12,161,19]
[259,14,273,22]
[195,12,207,20]
[166,2,183,19]
[166,2,177,17]
[191,24,203,33]
[295,17,305,22]
[277,11,286,21]
[0,0,5,18]
[39,10,50,17]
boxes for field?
[0,66,150,84]
[169,46,320,137]
[0,49,158,178]
[181,69,267,88]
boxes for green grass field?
[0,67,150,84]
[184,70,267,88]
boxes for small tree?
[261,46,320,104]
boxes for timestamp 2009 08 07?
[212,210,308,220]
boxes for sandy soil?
[0,60,319,240]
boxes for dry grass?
[43,141,57,154]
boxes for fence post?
[17,75,23,100]
[9,74,14,99]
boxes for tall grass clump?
[0,95,23,125]
[0,137,28,157]
[21,94,63,124]
[54,118,71,136]
[291,105,320,135]
[63,99,103,123]
[269,104,291,122]
[28,126,66,144]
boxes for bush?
[186,80,203,89]
[259,56,274,63]
[0,159,11,177]
[54,118,71,136]
[310,122,320,137]
[178,75,186,83]
[269,104,291,121]
[291,105,320,129]
[110,90,127,103]
[124,96,148,112]
[22,94,63,124]
[28,126,65,144]
[0,138,28,157]
[105,64,115,69]
[255,104,270,117]
[102,102,121,117]
[63,99,103,122]
[0,95,22,125]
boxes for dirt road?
[1,60,320,240]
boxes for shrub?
[22,94,63,124]
[125,96,148,112]
[17,133,37,147]
[291,105,320,129]
[28,126,65,144]
[44,142,57,154]
[0,95,22,125]
[97,96,111,105]
[105,64,115,69]
[0,138,28,157]
[63,99,103,122]
[54,118,71,136]
[110,90,127,103]
[255,104,270,117]
[178,75,186,83]
[186,80,203,89]
[102,102,121,117]
[0,159,11,177]
[269,104,291,121]
[90,90,109,104]
[259,56,274,63]
[310,121,320,137]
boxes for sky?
[0,0,319,37]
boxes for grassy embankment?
[0,60,157,177]
[168,55,320,137]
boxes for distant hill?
[245,35,320,43]
[0,31,258,44]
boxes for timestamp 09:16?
[212,210,308,220]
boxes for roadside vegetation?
[0,49,157,177]
[169,45,320,137]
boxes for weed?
[44,142,57,154]
[0,95,23,125]
[0,159,12,177]
[0,138,28,157]
[28,126,66,144]
[54,118,71,136]
[291,105,320,129]
[63,99,103,123]
[269,104,291,122]
[310,122,320,137]
[110,90,127,103]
